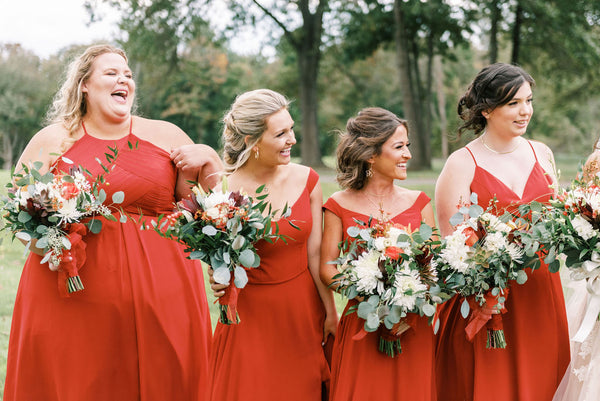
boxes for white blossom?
[572,215,597,240]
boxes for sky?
[0,0,122,58]
[0,0,267,59]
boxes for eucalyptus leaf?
[239,249,256,267]
[112,191,125,204]
[460,298,470,319]
[449,212,464,227]
[516,270,528,285]
[357,301,375,319]
[232,235,245,250]
[233,265,249,288]
[347,226,361,238]
[98,189,107,204]
[365,313,380,332]
[15,231,31,242]
[470,192,479,205]
[469,204,484,218]
[89,219,103,234]
[17,211,32,223]
[419,224,433,241]
[202,225,218,236]
[422,303,436,317]
[61,236,72,250]
[213,267,231,285]
[36,236,49,249]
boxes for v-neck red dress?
[324,192,437,401]
[208,168,329,401]
[4,129,212,401]
[435,142,570,401]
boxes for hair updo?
[222,89,290,173]
[457,63,535,137]
[336,107,408,190]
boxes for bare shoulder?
[286,163,314,183]
[443,146,476,172]
[17,123,70,167]
[133,116,192,151]
[397,187,427,204]
[528,139,554,158]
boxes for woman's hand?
[206,266,230,298]
[323,312,339,344]
[171,144,223,190]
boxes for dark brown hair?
[457,63,535,137]
[336,107,408,190]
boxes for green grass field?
[0,155,585,396]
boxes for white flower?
[200,191,233,210]
[351,250,383,294]
[505,243,524,262]
[483,231,508,253]
[205,206,223,220]
[571,215,596,240]
[56,197,83,223]
[391,268,427,310]
[373,236,392,252]
[440,230,471,273]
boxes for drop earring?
[254,148,259,159]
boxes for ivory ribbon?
[572,252,600,343]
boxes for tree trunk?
[434,55,448,159]
[511,2,523,64]
[2,132,14,169]
[297,38,323,167]
[393,0,430,170]
[489,0,500,63]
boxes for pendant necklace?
[481,134,520,155]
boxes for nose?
[117,74,128,84]
[403,146,412,159]
[287,130,297,145]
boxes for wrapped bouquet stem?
[465,289,509,349]
[55,222,88,296]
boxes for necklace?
[363,189,392,219]
[481,135,520,154]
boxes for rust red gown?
[324,192,437,401]
[435,142,570,401]
[3,128,212,401]
[208,168,329,401]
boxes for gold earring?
[254,148,259,159]
[366,167,373,178]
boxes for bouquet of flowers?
[520,168,600,342]
[155,176,290,325]
[433,193,529,349]
[1,154,124,296]
[331,217,441,357]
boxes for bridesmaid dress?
[324,192,437,401]
[3,125,212,401]
[208,168,329,401]
[435,141,570,401]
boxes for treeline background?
[2,0,600,170]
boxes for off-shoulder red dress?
[208,168,329,401]
[435,142,570,401]
[3,128,212,401]
[324,192,436,401]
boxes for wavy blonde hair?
[222,89,290,173]
[46,44,128,151]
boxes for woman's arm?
[307,181,338,342]
[435,149,475,236]
[171,144,223,197]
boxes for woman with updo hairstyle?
[206,89,336,401]
[320,107,437,400]
[434,63,569,400]
[3,44,221,401]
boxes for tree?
[224,0,330,167]
[0,44,57,168]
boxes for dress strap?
[322,197,343,218]
[526,140,539,162]
[306,168,319,193]
[412,192,432,212]
[465,146,478,166]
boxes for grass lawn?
[0,153,586,396]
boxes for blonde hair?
[222,89,290,173]
[336,107,408,190]
[46,44,128,151]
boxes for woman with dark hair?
[3,44,220,401]
[435,63,569,400]
[320,107,437,400]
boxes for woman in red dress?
[3,45,221,400]
[206,89,337,400]
[434,63,570,400]
[320,107,437,401]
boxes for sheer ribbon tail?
[218,285,240,325]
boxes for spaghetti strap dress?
[208,168,329,401]
[435,141,570,401]
[324,192,436,401]
[3,127,212,401]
